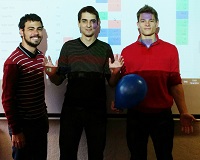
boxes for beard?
[24,35,42,48]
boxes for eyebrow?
[27,26,43,29]
[82,18,96,20]
[140,18,155,20]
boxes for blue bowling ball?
[115,74,147,109]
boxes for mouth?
[86,28,92,32]
[31,36,41,40]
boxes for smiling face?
[20,20,43,50]
[137,13,158,39]
[78,12,99,38]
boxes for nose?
[145,21,150,26]
[87,21,92,28]
[33,29,40,35]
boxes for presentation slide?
[0,0,200,115]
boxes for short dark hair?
[18,13,43,29]
[78,6,99,23]
[137,5,159,22]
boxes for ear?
[78,21,80,28]
[156,27,160,34]
[137,28,141,34]
[156,21,159,28]
[97,19,101,31]
[19,29,23,37]
[77,21,81,33]
[78,22,81,33]
[98,19,101,25]
[137,22,140,34]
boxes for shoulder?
[96,39,111,48]
[155,34,177,50]
[61,39,80,52]
[68,38,79,43]
[158,39,178,51]
[95,40,113,56]
[158,39,176,48]
[4,47,22,64]
[63,38,79,46]
[122,41,138,52]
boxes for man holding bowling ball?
[114,4,196,160]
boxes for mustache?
[30,36,42,38]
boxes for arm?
[170,84,196,134]
[2,63,26,148]
[44,56,65,86]
[47,71,66,86]
[109,69,121,87]
[2,63,22,134]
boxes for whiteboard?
[1,0,200,115]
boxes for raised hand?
[109,54,124,75]
[109,54,124,69]
[44,56,58,77]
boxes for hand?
[44,56,58,77]
[110,101,123,113]
[109,54,124,75]
[12,132,25,149]
[180,113,196,134]
[109,54,124,69]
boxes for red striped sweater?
[2,44,47,134]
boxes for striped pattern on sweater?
[2,46,47,134]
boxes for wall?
[0,118,200,160]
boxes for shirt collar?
[137,33,159,47]
[18,43,40,58]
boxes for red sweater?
[121,34,182,112]
[2,44,47,134]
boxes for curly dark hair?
[18,13,43,29]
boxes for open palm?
[44,56,58,76]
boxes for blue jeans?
[59,107,107,160]
[9,115,49,160]
[126,109,174,160]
